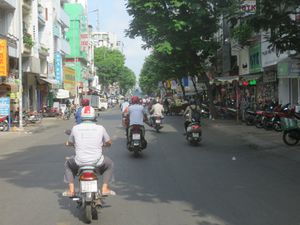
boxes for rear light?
[192,125,201,129]
[79,172,97,181]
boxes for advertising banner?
[0,97,10,116]
[241,0,256,15]
[55,53,62,84]
[63,66,76,95]
[0,39,8,77]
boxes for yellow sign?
[63,66,76,95]
[0,39,8,77]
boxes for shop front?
[277,59,300,105]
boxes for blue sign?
[55,52,62,84]
[0,97,10,116]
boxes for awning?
[239,73,262,81]
[40,78,59,85]
[55,89,70,99]
[214,76,239,83]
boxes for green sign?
[249,43,262,74]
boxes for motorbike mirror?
[65,129,71,135]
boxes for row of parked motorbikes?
[244,103,300,146]
[0,111,43,131]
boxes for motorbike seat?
[246,110,256,115]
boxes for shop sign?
[63,66,76,95]
[263,71,277,83]
[277,60,300,78]
[0,39,8,77]
[0,97,10,116]
[261,35,288,67]
[55,53,62,84]
[249,43,262,74]
[240,0,256,15]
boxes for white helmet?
[81,106,96,121]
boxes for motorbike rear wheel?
[283,130,299,146]
[84,204,92,223]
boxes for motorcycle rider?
[121,97,130,130]
[126,96,148,148]
[149,99,165,127]
[75,98,89,124]
[183,99,201,134]
[64,106,115,197]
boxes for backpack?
[191,106,201,122]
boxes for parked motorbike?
[186,118,202,145]
[0,115,9,131]
[127,125,147,155]
[281,113,300,146]
[150,116,163,132]
[25,111,42,123]
[64,130,103,223]
[272,104,293,132]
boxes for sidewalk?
[0,117,59,140]
[204,118,300,163]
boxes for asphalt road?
[1,109,300,225]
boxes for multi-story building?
[64,2,89,104]
[92,32,124,52]
[0,0,19,114]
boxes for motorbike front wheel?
[283,130,299,146]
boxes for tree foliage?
[119,66,136,95]
[94,47,136,93]
[230,0,300,53]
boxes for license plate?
[155,120,161,123]
[80,180,98,193]
[192,133,199,138]
[132,133,141,140]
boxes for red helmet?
[131,96,139,104]
[81,98,89,106]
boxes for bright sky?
[87,0,150,78]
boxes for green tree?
[119,66,136,95]
[94,47,126,86]
[230,0,300,53]
[127,0,229,115]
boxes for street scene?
[1,0,300,224]
[1,108,300,225]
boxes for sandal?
[62,191,75,198]
[101,190,116,197]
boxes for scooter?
[0,115,9,131]
[64,130,103,223]
[150,116,163,132]
[185,115,202,145]
[127,125,147,155]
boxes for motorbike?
[272,104,293,132]
[25,111,42,123]
[150,116,163,132]
[0,115,9,131]
[127,125,147,155]
[281,113,300,146]
[64,130,103,223]
[186,118,202,145]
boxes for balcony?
[38,5,46,26]
[39,43,49,57]
[0,0,17,9]
[58,8,70,28]
[23,33,34,55]
[53,22,60,38]
[57,38,70,55]
[22,0,31,14]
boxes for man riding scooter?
[64,106,115,197]
[126,96,148,149]
[149,99,165,130]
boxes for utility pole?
[18,0,23,129]
[89,9,99,32]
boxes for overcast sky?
[87,0,150,78]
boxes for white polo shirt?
[68,122,110,166]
